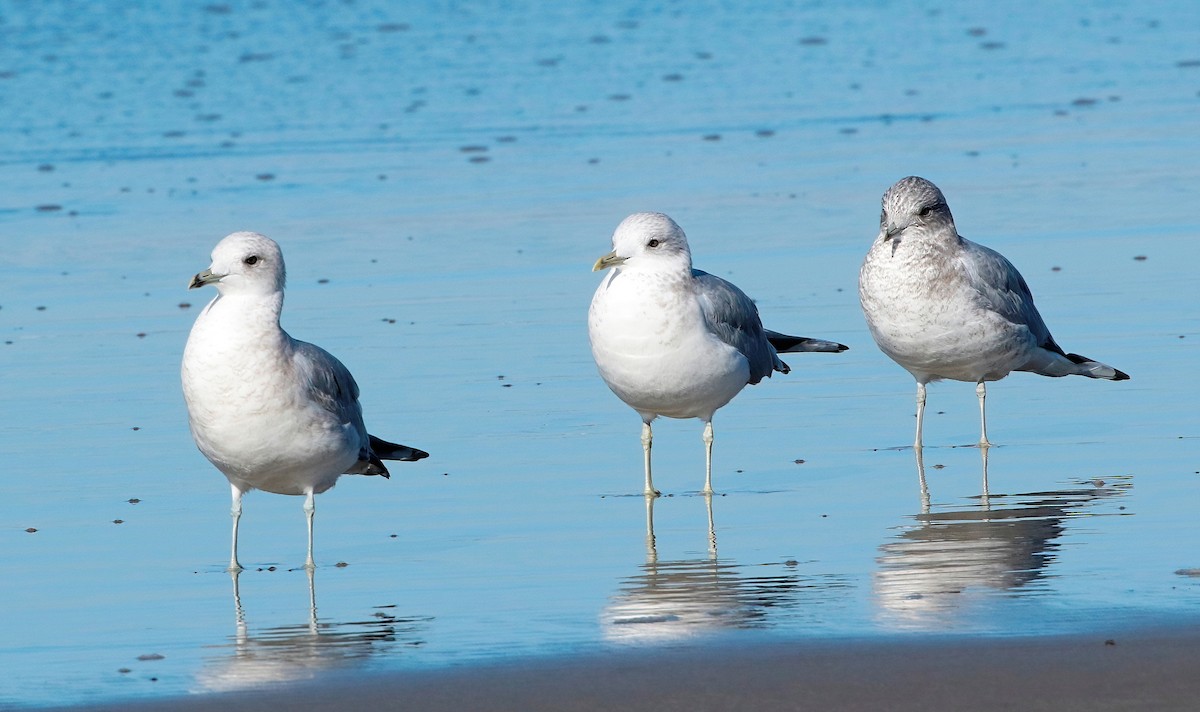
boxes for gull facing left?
[588,212,848,497]
[182,231,428,571]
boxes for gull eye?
[918,204,937,218]
[647,239,660,248]
[243,255,259,266]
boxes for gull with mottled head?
[858,177,1129,449]
[182,231,428,571]
[589,212,847,496]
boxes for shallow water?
[1,0,1198,707]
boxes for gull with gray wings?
[858,176,1129,449]
[589,212,847,496]
[182,232,428,571]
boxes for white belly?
[588,270,749,420]
[182,317,359,496]
[860,245,1034,383]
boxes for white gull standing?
[588,212,847,496]
[858,176,1129,449]
[181,232,428,571]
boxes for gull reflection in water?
[194,568,430,693]
[602,495,849,643]
[874,448,1131,630]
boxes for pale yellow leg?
[914,382,927,450]
[303,490,316,570]
[641,421,660,497]
[701,420,715,495]
[976,382,991,448]
[229,484,244,573]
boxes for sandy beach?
[56,631,1200,712]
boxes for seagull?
[181,231,428,571]
[858,176,1129,449]
[588,212,847,496]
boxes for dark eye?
[244,255,259,265]
[918,205,934,218]
[647,239,660,248]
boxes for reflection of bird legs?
[229,568,247,649]
[914,447,930,515]
[229,568,245,627]
[704,492,717,557]
[307,566,318,634]
[643,493,657,564]
[980,445,991,510]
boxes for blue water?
[1,0,1198,707]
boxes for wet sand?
[59,631,1200,712]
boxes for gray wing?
[292,339,372,454]
[959,238,1064,354]
[692,269,783,384]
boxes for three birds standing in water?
[182,178,1128,567]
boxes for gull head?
[189,231,287,296]
[879,176,955,244]
[593,212,692,273]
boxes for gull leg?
[914,382,927,450]
[701,420,715,495]
[976,381,991,448]
[303,489,316,570]
[229,484,244,572]
[641,421,660,497]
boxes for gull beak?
[592,250,628,272]
[189,268,223,289]
[882,222,902,241]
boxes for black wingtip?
[387,447,428,463]
[369,434,430,462]
[365,453,391,477]
[768,334,850,354]
[1065,353,1130,381]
